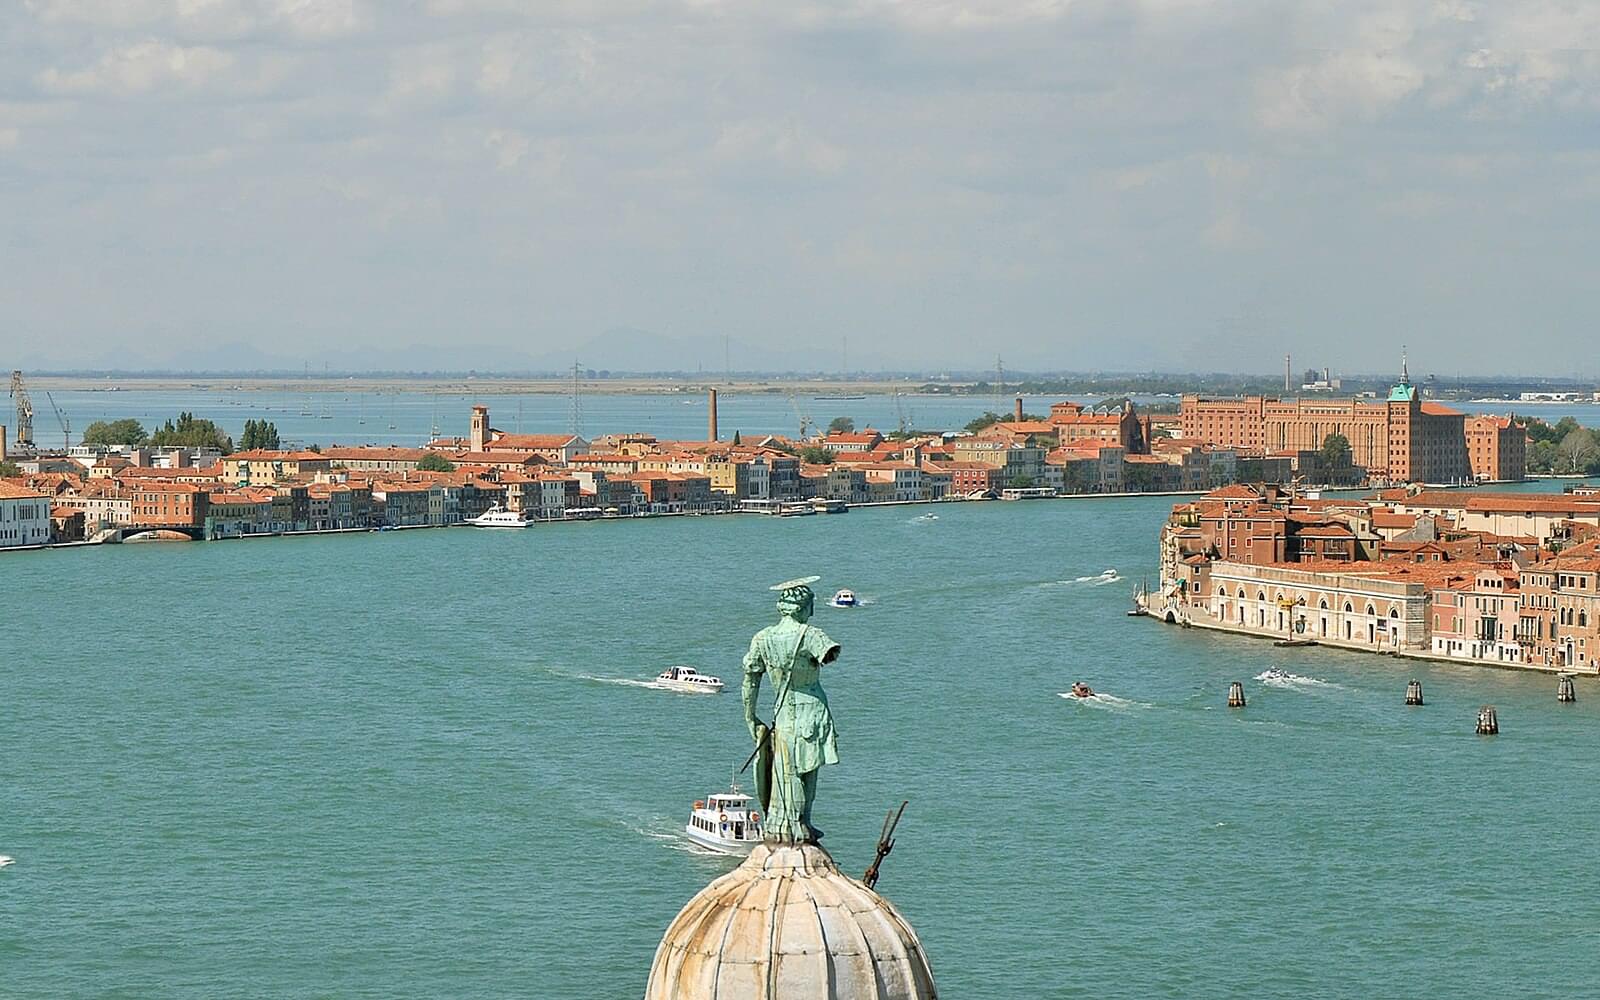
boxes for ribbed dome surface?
[645,842,937,1000]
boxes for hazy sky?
[3,1,1598,375]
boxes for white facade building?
[0,483,52,548]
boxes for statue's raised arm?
[742,577,841,844]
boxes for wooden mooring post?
[1227,681,1247,708]
[1558,674,1577,704]
[1476,705,1499,736]
[1405,679,1424,706]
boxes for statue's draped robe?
[744,617,839,842]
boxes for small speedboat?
[1258,668,1291,681]
[0,855,13,868]
[1069,682,1095,699]
[655,666,724,694]
[830,589,859,608]
[914,513,939,522]
[684,786,763,854]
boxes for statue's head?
[772,577,818,623]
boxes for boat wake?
[1254,669,1338,691]
[628,820,729,858]
[576,674,669,691]
[1058,691,1150,710]
[1042,570,1122,589]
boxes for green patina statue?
[743,576,841,843]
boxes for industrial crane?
[46,390,71,449]
[9,370,35,448]
[785,390,814,441]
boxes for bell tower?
[470,405,489,452]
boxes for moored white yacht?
[655,665,724,694]
[684,787,763,854]
[829,589,859,608]
[466,505,532,528]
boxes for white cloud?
[36,40,237,96]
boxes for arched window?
[1389,609,1399,619]
[1319,599,1329,610]
[1257,591,1266,603]
[1365,603,1376,617]
[1238,588,1247,599]
[1581,611,1589,628]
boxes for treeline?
[1527,417,1600,475]
[78,414,281,455]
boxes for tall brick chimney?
[708,389,719,442]
[1014,396,1024,422]
[0,424,7,462]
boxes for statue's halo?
[770,576,821,591]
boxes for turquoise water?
[5,493,1600,998]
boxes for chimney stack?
[708,388,719,442]
[1014,396,1024,422]
[0,424,7,462]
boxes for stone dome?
[645,842,937,999]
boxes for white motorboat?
[914,513,939,522]
[829,589,859,608]
[466,505,532,528]
[655,665,724,694]
[0,855,13,868]
[684,787,763,854]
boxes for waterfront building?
[127,482,210,533]
[0,481,51,548]
[1429,566,1524,665]
[372,480,431,526]
[1179,363,1477,484]
[68,479,132,531]
[950,438,1044,486]
[1049,400,1150,453]
[206,491,273,538]
[1463,414,1528,482]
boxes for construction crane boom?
[46,390,71,449]
[9,370,35,447]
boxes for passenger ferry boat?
[466,505,532,528]
[684,786,763,854]
[654,666,725,694]
[829,589,859,608]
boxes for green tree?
[964,411,1005,433]
[240,420,281,451]
[80,418,148,447]
[0,459,20,477]
[731,430,742,446]
[1319,432,1353,469]
[827,416,854,434]
[1007,475,1036,489]
[149,412,233,453]
[417,452,456,472]
[1557,429,1597,474]
[798,445,836,465]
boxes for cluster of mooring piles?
[1219,673,1582,737]
[644,579,937,1000]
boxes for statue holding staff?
[743,577,841,843]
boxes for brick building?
[1179,364,1472,485]
[1463,414,1528,482]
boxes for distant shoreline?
[27,375,957,396]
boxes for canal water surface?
[4,492,1600,997]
